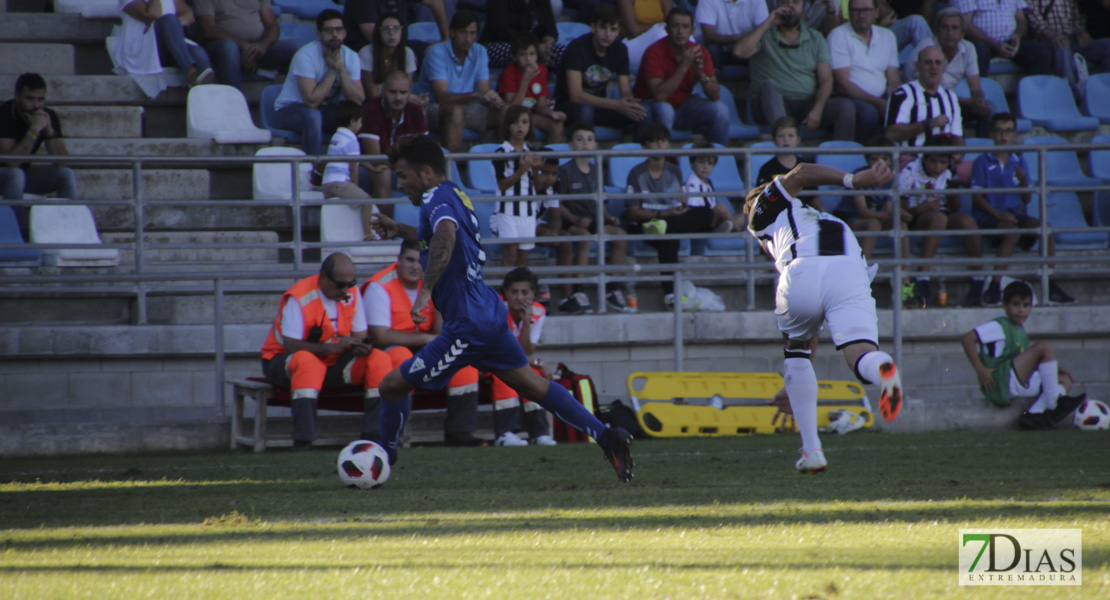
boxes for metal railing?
[2,142,1108,414]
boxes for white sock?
[784,356,821,454]
[1028,360,1061,413]
[856,350,893,385]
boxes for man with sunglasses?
[732,0,856,141]
[261,253,393,450]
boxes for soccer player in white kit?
[745,160,904,473]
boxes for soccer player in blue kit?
[370,135,635,482]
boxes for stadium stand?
[1021,136,1104,189]
[1017,75,1100,133]
[1026,192,1109,249]
[955,77,1031,134]
[253,147,324,201]
[320,204,397,264]
[1082,74,1110,125]
[29,205,121,267]
[0,205,42,267]
[187,85,273,144]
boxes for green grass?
[1,431,1108,599]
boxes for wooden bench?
[227,377,502,452]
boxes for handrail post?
[673,270,684,372]
[741,147,755,310]
[132,159,147,324]
[890,146,903,369]
[595,148,608,313]
[292,156,304,270]
[214,277,226,418]
[1037,147,1050,299]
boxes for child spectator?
[322,100,377,240]
[358,12,419,102]
[492,105,545,267]
[896,135,982,308]
[969,113,1076,306]
[498,33,567,143]
[960,281,1085,429]
[833,138,910,259]
[684,140,743,233]
[623,123,715,308]
[555,122,631,314]
[756,117,815,191]
[491,267,557,447]
[532,151,567,308]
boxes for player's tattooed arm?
[411,219,456,322]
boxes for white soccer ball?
[1073,398,1110,431]
[337,440,391,489]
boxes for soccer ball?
[337,440,391,489]
[1073,398,1109,431]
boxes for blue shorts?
[399,322,528,390]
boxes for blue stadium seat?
[1092,191,1110,227]
[279,22,316,46]
[0,206,42,266]
[1088,134,1110,183]
[955,78,1031,133]
[1021,136,1103,189]
[540,142,571,165]
[746,141,777,184]
[271,0,338,20]
[1027,192,1109,249]
[716,85,761,141]
[259,85,301,144]
[604,143,643,194]
[556,21,590,45]
[1081,73,1110,125]
[408,22,442,44]
[464,143,501,194]
[394,203,421,228]
[1017,75,1100,132]
[987,57,1023,76]
[816,141,865,214]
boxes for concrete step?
[0,13,115,43]
[53,106,144,138]
[65,137,269,159]
[0,73,272,106]
[100,231,281,266]
[90,204,301,232]
[0,42,74,75]
[75,168,210,201]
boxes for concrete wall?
[2,306,1108,455]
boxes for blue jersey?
[417,180,507,333]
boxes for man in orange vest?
[261,253,392,450]
[362,240,486,447]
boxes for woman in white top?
[109,0,215,98]
[359,12,420,102]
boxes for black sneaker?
[982,281,1002,306]
[598,426,634,482]
[913,279,933,308]
[965,279,985,307]
[1048,282,1077,304]
[559,292,590,315]
[445,432,489,447]
[1017,411,1054,430]
[1046,393,1086,423]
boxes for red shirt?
[360,96,428,155]
[497,62,550,110]
[632,38,715,108]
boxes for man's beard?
[780,13,800,28]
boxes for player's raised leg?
[493,364,634,482]
[842,342,902,421]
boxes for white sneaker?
[495,431,528,447]
[795,448,828,474]
[530,434,557,446]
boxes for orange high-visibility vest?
[362,262,435,332]
[261,274,357,366]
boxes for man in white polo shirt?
[695,0,768,69]
[827,0,899,142]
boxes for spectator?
[414,10,505,153]
[492,106,545,267]
[194,0,306,90]
[555,122,631,314]
[903,8,991,135]
[885,45,964,148]
[827,0,901,142]
[260,253,392,450]
[322,101,377,239]
[0,73,79,236]
[362,241,487,447]
[960,280,1085,429]
[109,0,216,98]
[755,117,817,199]
[832,138,910,258]
[342,0,449,53]
[895,136,982,308]
[685,140,744,232]
[696,0,769,68]
[532,151,571,307]
[360,71,429,206]
[735,0,856,141]
[633,8,730,147]
[830,0,932,49]
[956,0,1053,78]
[1025,0,1110,97]
[556,4,650,135]
[498,33,567,143]
[623,123,716,307]
[491,267,557,447]
[969,113,1076,306]
[481,0,561,68]
[358,12,419,102]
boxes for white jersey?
[747,176,863,272]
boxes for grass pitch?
[1,431,1107,599]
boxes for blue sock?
[538,382,604,440]
[379,395,410,458]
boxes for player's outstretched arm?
[372,214,418,242]
[779,161,893,198]
[411,219,456,323]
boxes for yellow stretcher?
[627,372,873,437]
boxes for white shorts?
[1010,369,1042,399]
[775,255,878,348]
[490,212,537,250]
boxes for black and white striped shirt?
[493,141,538,217]
[747,177,863,272]
[885,80,963,148]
